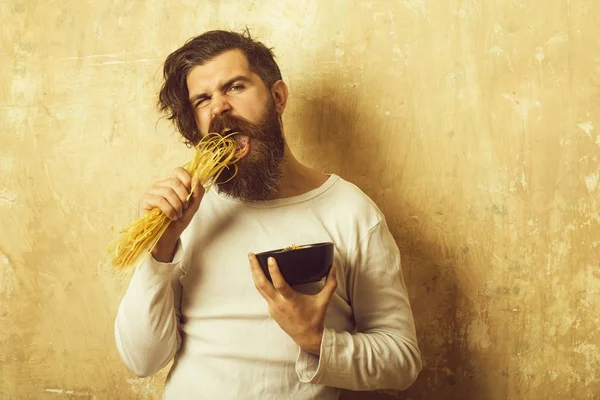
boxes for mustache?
[208,113,264,139]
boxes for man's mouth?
[217,128,250,159]
[232,134,250,159]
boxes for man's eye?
[195,98,209,108]
[228,84,244,92]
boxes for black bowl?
[255,242,334,286]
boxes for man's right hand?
[140,167,204,263]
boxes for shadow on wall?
[292,90,487,400]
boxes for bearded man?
[114,30,422,400]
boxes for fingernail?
[268,257,275,264]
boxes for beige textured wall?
[2,0,599,399]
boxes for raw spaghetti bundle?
[108,133,240,269]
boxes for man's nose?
[210,95,231,117]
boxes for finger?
[248,253,276,300]
[157,177,190,209]
[149,186,184,218]
[139,183,155,210]
[268,257,294,299]
[317,265,338,303]
[143,194,178,221]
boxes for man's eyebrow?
[189,75,252,104]
[219,75,251,92]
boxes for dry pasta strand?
[107,133,240,269]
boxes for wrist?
[151,237,179,263]
[298,327,324,356]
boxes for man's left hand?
[248,253,337,356]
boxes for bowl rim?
[255,241,334,256]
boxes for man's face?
[186,49,285,201]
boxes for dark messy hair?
[158,29,282,146]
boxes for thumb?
[318,265,338,303]
[191,178,205,199]
[183,180,204,219]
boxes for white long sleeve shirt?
[114,174,422,399]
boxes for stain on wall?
[1,0,599,399]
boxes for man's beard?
[207,103,285,202]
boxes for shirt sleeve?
[295,220,422,391]
[114,241,185,377]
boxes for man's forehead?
[187,49,253,86]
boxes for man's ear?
[271,80,288,116]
